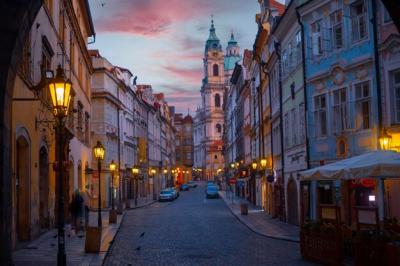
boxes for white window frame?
[311,20,323,57]
[351,0,368,43]
[354,80,371,130]
[332,87,348,134]
[330,9,343,51]
[391,70,400,124]
[314,94,328,137]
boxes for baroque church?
[193,19,241,179]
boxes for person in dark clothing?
[70,190,84,233]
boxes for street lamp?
[93,141,105,228]
[379,127,392,151]
[260,158,267,169]
[48,64,72,266]
[252,162,258,171]
[109,160,117,223]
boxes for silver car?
[159,190,174,202]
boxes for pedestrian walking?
[70,189,84,233]
[81,188,90,229]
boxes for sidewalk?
[13,197,155,266]
[219,191,300,242]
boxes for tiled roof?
[270,0,286,16]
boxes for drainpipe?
[296,10,310,170]
[371,0,383,141]
[275,40,286,221]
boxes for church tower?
[194,19,226,180]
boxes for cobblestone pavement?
[104,182,313,266]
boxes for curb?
[101,200,156,265]
[219,191,299,243]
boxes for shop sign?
[229,178,236,184]
[350,178,375,189]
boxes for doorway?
[16,136,30,241]
[39,146,49,229]
[287,178,299,225]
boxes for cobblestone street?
[104,183,311,266]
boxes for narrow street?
[104,182,309,266]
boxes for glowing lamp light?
[235,162,239,168]
[230,163,235,169]
[93,141,105,161]
[252,162,258,170]
[379,128,392,151]
[132,167,140,175]
[163,169,168,174]
[109,160,116,172]
[369,195,376,202]
[48,65,72,117]
[260,159,267,169]
[151,169,156,175]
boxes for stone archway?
[16,135,31,241]
[0,1,43,263]
[287,178,299,225]
[39,146,49,229]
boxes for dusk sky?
[88,0,283,114]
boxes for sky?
[88,0,270,114]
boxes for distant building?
[174,113,194,183]
[194,19,241,180]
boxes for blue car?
[181,184,189,191]
[206,186,219,199]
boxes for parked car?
[159,190,174,202]
[207,181,215,186]
[181,184,189,191]
[206,186,219,199]
[188,181,197,188]
[166,187,179,199]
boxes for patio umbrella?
[300,151,400,181]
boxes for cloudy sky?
[89,0,268,114]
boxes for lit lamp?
[109,160,117,223]
[163,169,168,174]
[151,169,157,175]
[49,65,72,118]
[379,128,392,151]
[230,163,235,169]
[252,162,258,171]
[48,64,73,266]
[93,141,105,228]
[260,158,267,169]
[235,162,239,168]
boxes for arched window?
[216,123,222,133]
[213,64,219,76]
[215,93,221,107]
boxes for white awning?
[300,151,400,181]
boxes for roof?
[205,19,222,53]
[224,55,241,71]
[270,0,286,16]
[183,115,193,124]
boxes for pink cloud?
[164,66,203,84]
[92,0,218,36]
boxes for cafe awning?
[300,151,400,181]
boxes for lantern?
[260,158,267,169]
[93,141,105,161]
[252,162,257,170]
[109,160,116,172]
[48,65,72,117]
[379,128,392,151]
[132,167,140,175]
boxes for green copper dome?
[205,19,222,53]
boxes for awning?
[300,151,400,181]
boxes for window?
[392,70,400,123]
[383,5,392,23]
[296,31,302,47]
[77,101,83,140]
[284,113,290,148]
[330,10,343,50]
[351,0,367,42]
[299,103,306,142]
[58,5,65,45]
[84,112,90,145]
[333,88,348,134]
[355,81,371,129]
[314,94,327,137]
[311,20,322,56]
[216,123,222,133]
[291,108,297,146]
[41,37,53,101]
[215,93,221,107]
[213,64,219,76]
[70,35,75,72]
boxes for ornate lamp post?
[48,65,72,266]
[93,141,105,228]
[379,128,392,151]
[109,160,117,223]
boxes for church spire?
[205,15,221,53]
[208,16,219,41]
